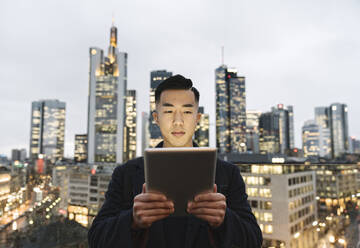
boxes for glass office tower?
[87,23,127,164]
[30,99,66,163]
[215,65,246,154]
[149,70,172,148]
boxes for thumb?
[213,184,217,193]
[142,183,146,193]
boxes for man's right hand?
[132,183,174,229]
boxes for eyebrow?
[162,103,194,107]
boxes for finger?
[134,201,174,210]
[187,207,223,216]
[194,193,225,202]
[135,193,168,202]
[142,183,146,193]
[188,201,226,210]
[137,208,174,217]
[214,184,217,193]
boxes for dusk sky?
[1,0,359,157]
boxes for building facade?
[329,103,349,158]
[123,90,137,162]
[246,110,262,153]
[87,23,127,164]
[215,65,246,154]
[30,99,66,163]
[194,106,209,147]
[236,162,318,248]
[149,70,173,148]
[74,134,88,163]
[302,120,320,158]
[259,112,280,154]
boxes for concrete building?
[231,157,318,248]
[308,162,360,218]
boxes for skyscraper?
[141,112,150,155]
[246,110,262,153]
[87,23,127,164]
[194,106,209,147]
[314,107,331,158]
[259,112,280,154]
[302,120,320,157]
[123,90,137,162]
[314,104,349,158]
[74,134,87,163]
[271,104,291,154]
[149,70,172,147]
[215,65,246,154]
[30,100,66,162]
[329,103,349,158]
[287,106,295,149]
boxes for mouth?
[171,131,185,137]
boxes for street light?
[338,238,347,248]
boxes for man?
[88,75,262,247]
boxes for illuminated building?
[349,137,360,154]
[74,135,87,163]
[66,165,113,227]
[234,158,318,248]
[246,110,262,153]
[149,70,172,148]
[0,167,11,217]
[287,106,295,149]
[123,90,137,162]
[141,112,150,155]
[215,65,246,154]
[11,149,26,162]
[314,107,331,158]
[29,99,66,163]
[308,163,359,218]
[259,105,292,155]
[329,103,349,158]
[272,104,291,154]
[87,22,127,164]
[259,112,280,154]
[302,120,320,157]
[194,106,209,147]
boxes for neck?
[163,140,193,148]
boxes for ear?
[152,111,159,125]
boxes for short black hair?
[155,74,200,104]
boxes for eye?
[184,111,192,114]
[164,110,173,113]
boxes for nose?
[173,111,184,126]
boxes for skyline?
[1,0,360,157]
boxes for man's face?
[153,89,201,147]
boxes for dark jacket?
[88,154,262,247]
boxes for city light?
[329,235,335,243]
[294,232,300,239]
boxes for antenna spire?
[221,46,224,65]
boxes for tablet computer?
[144,147,217,217]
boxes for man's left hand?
[187,184,226,228]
